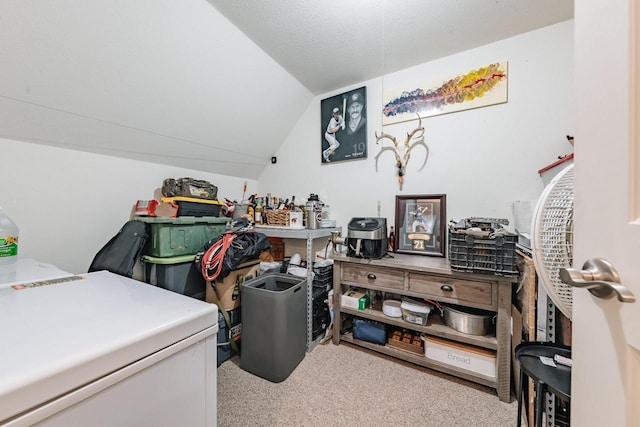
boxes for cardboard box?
[267,237,285,261]
[289,211,304,228]
[206,262,260,310]
[341,288,369,310]
[423,335,496,379]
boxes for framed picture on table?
[395,194,446,257]
[320,86,367,164]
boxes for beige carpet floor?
[217,341,519,426]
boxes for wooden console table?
[332,253,517,402]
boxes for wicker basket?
[264,210,290,226]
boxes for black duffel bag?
[197,219,271,282]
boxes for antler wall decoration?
[374,114,429,189]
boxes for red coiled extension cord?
[201,233,237,282]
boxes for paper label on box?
[341,289,369,310]
[289,211,304,228]
[404,313,427,325]
[424,337,496,378]
[230,323,242,341]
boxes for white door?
[573,1,640,426]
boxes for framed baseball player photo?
[320,86,367,164]
[394,194,446,257]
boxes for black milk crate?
[448,231,518,276]
[312,263,333,289]
[312,263,333,280]
[312,287,330,340]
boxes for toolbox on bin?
[136,216,229,257]
[161,196,223,217]
[240,273,306,383]
[142,254,206,300]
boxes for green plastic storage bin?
[136,216,229,257]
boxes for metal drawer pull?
[440,284,453,292]
[367,273,377,280]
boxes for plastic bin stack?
[137,216,230,300]
[136,215,233,365]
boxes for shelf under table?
[341,306,498,351]
[339,332,498,389]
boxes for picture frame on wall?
[320,86,367,164]
[382,62,508,126]
[394,194,446,257]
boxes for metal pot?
[442,304,496,336]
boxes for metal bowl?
[442,304,496,336]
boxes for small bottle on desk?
[388,226,395,252]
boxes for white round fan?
[531,164,575,320]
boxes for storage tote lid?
[401,299,431,314]
[134,216,228,224]
[142,254,197,264]
[382,299,402,317]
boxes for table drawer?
[408,273,494,307]
[341,264,404,290]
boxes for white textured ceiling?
[208,0,574,95]
[0,1,573,179]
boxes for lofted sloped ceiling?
[0,1,573,179]
[0,0,312,179]
[208,0,574,95]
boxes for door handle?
[559,258,636,303]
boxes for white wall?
[0,138,257,274]
[259,21,574,236]
[0,20,573,274]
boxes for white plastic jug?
[0,207,19,266]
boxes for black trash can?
[240,273,307,382]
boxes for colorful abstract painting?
[382,62,508,126]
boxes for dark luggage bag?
[88,220,149,278]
